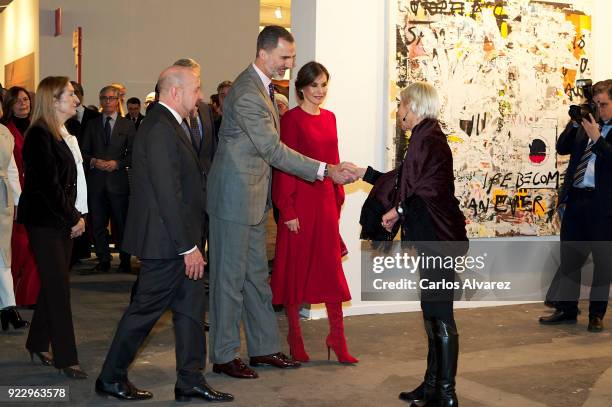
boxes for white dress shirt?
[61,125,88,215]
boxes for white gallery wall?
[0,0,39,87]
[292,0,612,318]
[36,0,258,106]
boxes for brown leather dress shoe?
[588,316,604,332]
[212,358,258,379]
[249,352,301,368]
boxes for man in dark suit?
[81,86,135,273]
[66,81,100,143]
[66,81,100,266]
[126,97,145,130]
[540,79,612,332]
[95,65,233,402]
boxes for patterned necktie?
[104,116,112,146]
[268,82,275,103]
[572,139,594,187]
[189,113,202,152]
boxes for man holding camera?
[540,80,612,332]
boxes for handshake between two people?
[326,162,367,185]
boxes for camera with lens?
[568,79,598,122]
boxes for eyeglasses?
[100,96,119,102]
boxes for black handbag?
[359,167,401,242]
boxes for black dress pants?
[402,196,456,323]
[554,188,612,318]
[99,258,206,388]
[25,226,78,369]
[90,186,129,263]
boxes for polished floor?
[1,258,611,407]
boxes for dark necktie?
[268,82,275,103]
[573,139,594,187]
[181,119,191,140]
[189,113,202,152]
[104,116,112,146]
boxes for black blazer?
[17,124,80,230]
[65,107,101,144]
[557,120,612,216]
[126,113,145,130]
[81,115,135,195]
[121,103,206,259]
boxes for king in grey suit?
[207,25,355,377]
[95,66,232,402]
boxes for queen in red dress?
[271,62,357,364]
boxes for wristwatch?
[324,163,329,177]
[396,204,404,215]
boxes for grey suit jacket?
[81,115,135,195]
[207,65,320,226]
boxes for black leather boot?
[434,319,459,407]
[399,318,437,405]
[1,307,30,330]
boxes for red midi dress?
[271,107,351,305]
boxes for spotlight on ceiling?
[275,6,282,19]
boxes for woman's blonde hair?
[29,76,70,141]
[400,81,440,119]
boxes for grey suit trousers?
[208,213,280,363]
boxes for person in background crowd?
[81,86,135,274]
[271,61,357,364]
[213,80,232,134]
[144,91,156,110]
[274,92,289,117]
[209,94,220,120]
[126,97,145,130]
[110,82,127,117]
[18,76,87,379]
[68,81,101,143]
[0,93,29,331]
[1,86,40,308]
[145,83,160,114]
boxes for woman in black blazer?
[17,76,87,379]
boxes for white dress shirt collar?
[158,101,184,125]
[252,63,272,90]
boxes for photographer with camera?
[540,79,612,332]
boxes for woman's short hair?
[295,61,330,101]
[29,76,70,141]
[400,81,439,119]
[1,86,31,123]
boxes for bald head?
[157,65,201,118]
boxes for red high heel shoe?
[325,303,358,364]
[285,304,309,362]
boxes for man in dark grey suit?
[95,65,232,402]
[207,25,356,379]
[81,85,135,273]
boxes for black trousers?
[89,186,129,263]
[25,226,78,369]
[418,244,455,323]
[402,196,456,323]
[553,188,612,318]
[99,258,207,388]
